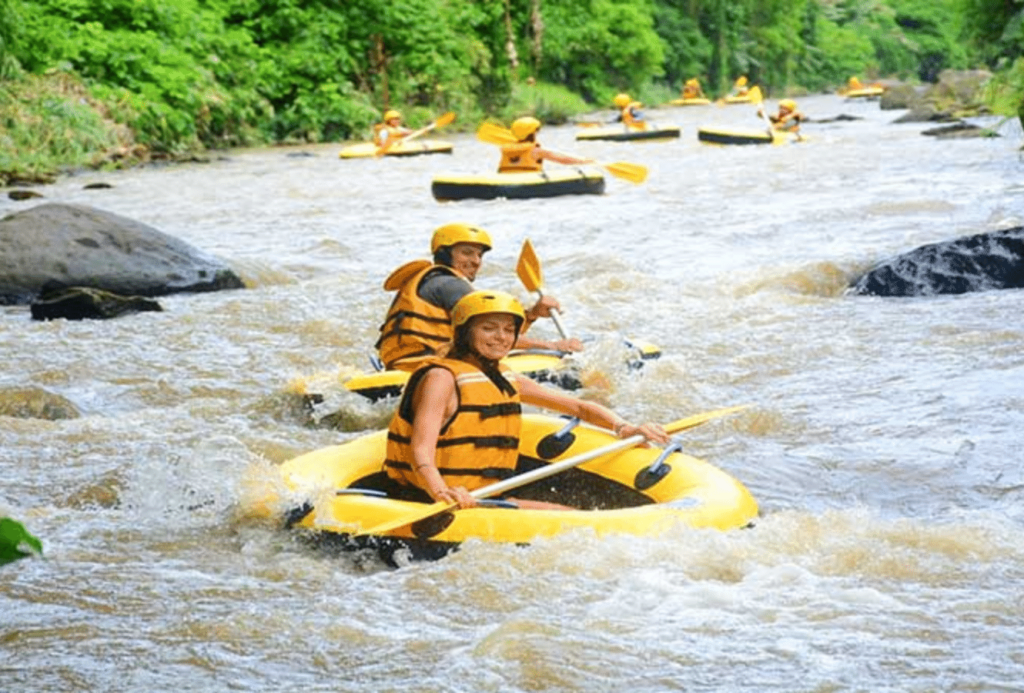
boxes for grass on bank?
[0,71,138,185]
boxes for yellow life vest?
[384,358,522,492]
[376,262,467,370]
[373,124,404,147]
[622,103,647,131]
[498,142,542,173]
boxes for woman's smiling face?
[467,313,517,360]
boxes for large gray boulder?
[850,227,1024,297]
[0,203,245,305]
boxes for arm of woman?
[514,376,670,445]
[409,368,477,508]
[536,148,594,166]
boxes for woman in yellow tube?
[373,109,413,148]
[382,290,670,509]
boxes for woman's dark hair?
[433,246,453,266]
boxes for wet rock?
[0,202,245,305]
[805,114,862,124]
[30,286,163,321]
[8,190,44,201]
[921,122,996,139]
[0,386,81,420]
[83,182,113,189]
[886,70,993,123]
[850,227,1024,297]
[880,83,922,111]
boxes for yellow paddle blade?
[477,121,517,145]
[515,238,544,292]
[434,111,456,128]
[748,86,764,104]
[602,162,648,184]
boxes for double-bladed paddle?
[376,111,456,156]
[354,404,749,537]
[515,238,569,340]
[475,122,648,184]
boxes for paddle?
[376,111,456,156]
[749,86,774,136]
[355,404,749,537]
[475,122,648,184]
[515,238,569,340]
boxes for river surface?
[2,94,1023,692]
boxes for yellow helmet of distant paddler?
[430,223,493,254]
[384,110,401,122]
[736,76,748,87]
[613,93,632,108]
[779,99,797,112]
[451,290,526,336]
[510,116,542,141]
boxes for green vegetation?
[1,0,1022,182]
[1,517,43,567]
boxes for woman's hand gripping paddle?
[475,122,648,184]
[376,111,456,156]
[354,405,750,537]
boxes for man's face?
[449,243,486,280]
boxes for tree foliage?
[0,0,1020,167]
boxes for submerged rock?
[30,286,163,321]
[850,227,1024,297]
[0,386,80,420]
[0,202,245,305]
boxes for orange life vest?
[622,104,647,131]
[376,262,468,370]
[498,142,542,173]
[384,359,522,492]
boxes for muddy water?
[2,94,1023,691]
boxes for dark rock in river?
[850,227,1024,297]
[0,202,245,305]
[30,286,163,321]
[921,122,996,139]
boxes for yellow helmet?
[430,223,493,253]
[779,99,797,111]
[510,116,541,141]
[686,78,699,87]
[736,76,748,87]
[383,109,401,121]
[613,93,631,108]
[451,290,526,333]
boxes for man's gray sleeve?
[418,273,474,311]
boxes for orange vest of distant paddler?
[384,358,522,492]
[376,263,467,370]
[498,142,542,172]
[622,103,646,131]
[373,124,404,147]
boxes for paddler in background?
[729,76,750,98]
[376,223,584,372]
[372,109,412,148]
[758,98,804,137]
[497,116,593,173]
[381,290,670,509]
[612,93,647,131]
[681,78,705,99]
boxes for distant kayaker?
[377,223,583,372]
[730,76,750,98]
[373,109,412,148]
[612,93,647,130]
[682,78,705,99]
[759,98,804,135]
[498,116,593,172]
[382,290,670,509]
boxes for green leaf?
[0,517,44,567]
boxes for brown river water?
[2,94,1023,691]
